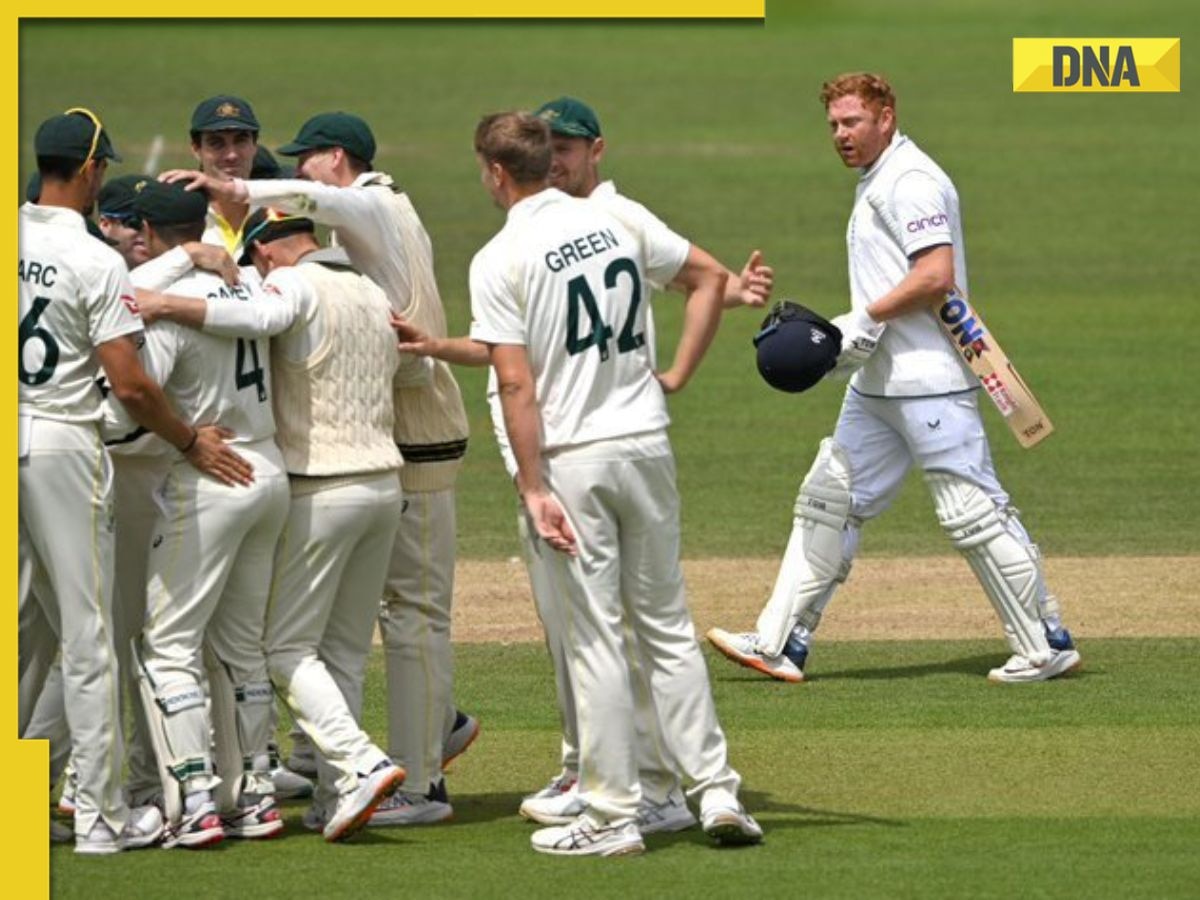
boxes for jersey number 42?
[565,257,645,361]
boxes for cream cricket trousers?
[18,418,126,838]
[519,509,683,804]
[23,453,169,803]
[542,433,740,824]
[140,440,289,803]
[266,471,402,805]
[377,486,457,795]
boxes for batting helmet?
[753,301,842,393]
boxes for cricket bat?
[936,289,1054,448]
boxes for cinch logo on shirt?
[906,214,948,233]
[1013,38,1180,92]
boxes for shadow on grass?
[812,652,1003,681]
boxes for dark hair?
[473,111,551,184]
[37,155,86,182]
[345,152,372,176]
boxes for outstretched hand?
[185,424,255,487]
[734,250,774,308]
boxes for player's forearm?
[134,290,208,329]
[866,245,955,321]
[203,294,299,338]
[108,374,193,451]
[241,178,372,231]
[496,376,545,497]
[664,271,726,390]
[130,246,193,291]
[432,336,490,367]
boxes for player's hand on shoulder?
[736,250,774,308]
[185,424,255,487]
[830,306,885,375]
[184,242,240,286]
[523,489,577,556]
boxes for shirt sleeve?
[468,246,525,346]
[889,171,954,256]
[603,196,689,289]
[243,178,382,232]
[203,268,307,338]
[99,325,176,445]
[130,246,194,291]
[88,256,145,346]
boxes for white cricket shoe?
[221,794,285,840]
[637,796,697,835]
[323,761,405,843]
[443,710,481,768]
[270,764,315,800]
[520,771,584,824]
[706,628,804,683]
[162,800,224,850]
[700,789,763,846]
[988,648,1082,683]
[369,791,453,827]
[76,805,166,855]
[531,813,645,857]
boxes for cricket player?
[388,96,773,835]
[133,205,410,843]
[189,94,260,257]
[161,112,477,823]
[116,180,291,848]
[18,108,248,854]
[470,110,762,857]
[707,72,1081,684]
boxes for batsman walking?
[708,72,1082,684]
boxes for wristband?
[180,427,199,454]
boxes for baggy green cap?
[35,108,122,163]
[277,112,376,164]
[191,95,260,134]
[98,174,152,218]
[535,97,602,139]
[132,179,209,227]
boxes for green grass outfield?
[19,2,1199,559]
[49,640,1200,898]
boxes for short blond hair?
[819,72,897,116]
[474,111,551,185]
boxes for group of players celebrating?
[19,73,1079,860]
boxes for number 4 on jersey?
[565,257,645,360]
[235,338,267,402]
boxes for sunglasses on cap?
[63,106,105,171]
[100,211,143,230]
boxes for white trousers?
[266,472,402,804]
[140,441,289,800]
[377,486,457,795]
[23,453,169,802]
[542,434,739,824]
[520,509,683,803]
[756,388,1044,650]
[18,418,126,837]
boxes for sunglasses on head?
[63,106,104,170]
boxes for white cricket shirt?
[470,188,688,453]
[117,266,278,448]
[847,132,976,396]
[18,203,144,423]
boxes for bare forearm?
[867,246,955,322]
[665,272,726,389]
[111,376,193,450]
[431,336,490,367]
[498,380,545,498]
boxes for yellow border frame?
[9,5,763,896]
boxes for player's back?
[152,269,276,446]
[476,188,674,451]
[18,203,142,423]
